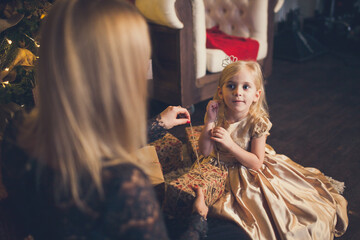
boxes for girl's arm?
[199,121,216,157]
[198,101,219,157]
[211,127,266,170]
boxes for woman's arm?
[147,115,168,143]
[100,164,207,240]
[179,186,208,240]
[100,164,169,239]
[158,106,190,129]
[147,106,190,143]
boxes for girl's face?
[218,69,261,122]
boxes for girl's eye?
[227,84,235,90]
[243,85,250,90]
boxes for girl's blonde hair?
[214,60,269,134]
[19,0,151,210]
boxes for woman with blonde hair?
[1,0,208,239]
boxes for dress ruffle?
[251,116,272,138]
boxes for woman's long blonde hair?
[19,0,151,209]
[214,61,269,134]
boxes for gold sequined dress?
[201,117,348,240]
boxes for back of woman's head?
[29,0,150,207]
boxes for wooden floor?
[150,49,360,239]
[265,52,360,240]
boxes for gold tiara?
[222,55,238,68]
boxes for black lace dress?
[0,111,207,240]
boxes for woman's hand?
[205,100,219,124]
[192,186,208,219]
[159,106,191,129]
[211,126,234,151]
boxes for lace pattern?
[1,111,208,240]
[100,164,168,239]
[147,115,167,143]
[179,214,208,240]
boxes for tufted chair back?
[135,0,283,107]
[203,0,268,73]
[205,0,267,39]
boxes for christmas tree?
[0,0,53,109]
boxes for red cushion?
[206,26,259,61]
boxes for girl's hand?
[192,186,208,219]
[159,106,191,129]
[211,127,234,150]
[205,100,219,123]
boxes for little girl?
[198,60,348,239]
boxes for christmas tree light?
[0,0,53,109]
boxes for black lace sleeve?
[101,164,208,240]
[147,115,167,143]
[1,109,208,240]
[100,164,169,240]
[179,214,208,240]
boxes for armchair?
[136,0,284,107]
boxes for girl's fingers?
[212,128,225,135]
[210,136,222,143]
[208,100,219,110]
[213,131,221,137]
[211,130,223,138]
